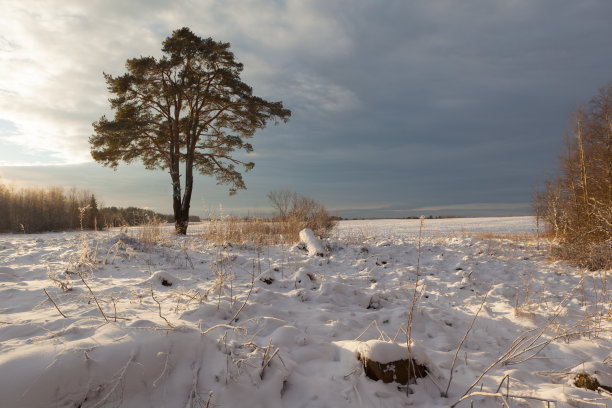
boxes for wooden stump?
[360,355,427,385]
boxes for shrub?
[202,191,337,245]
[268,190,337,240]
[534,83,612,270]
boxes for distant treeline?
[99,206,199,228]
[0,182,199,233]
[341,215,464,221]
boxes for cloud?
[0,0,359,165]
[2,0,612,217]
[0,1,165,164]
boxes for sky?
[2,0,612,219]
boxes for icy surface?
[0,217,610,408]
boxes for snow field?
[0,216,610,407]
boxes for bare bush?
[269,190,337,240]
[266,190,293,219]
[534,82,612,270]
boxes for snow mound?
[335,340,436,386]
[145,270,180,288]
[292,269,318,290]
[269,325,307,347]
[298,228,324,256]
[258,268,277,285]
[336,339,428,365]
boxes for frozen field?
[0,217,610,407]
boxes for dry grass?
[136,215,171,247]
[550,240,612,271]
[201,213,337,246]
[514,272,536,319]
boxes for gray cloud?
[2,1,612,217]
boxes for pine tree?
[91,27,291,234]
[87,194,99,230]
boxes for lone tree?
[91,27,291,234]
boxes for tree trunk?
[174,212,189,235]
[172,182,189,235]
[170,156,188,235]
[177,158,195,235]
[171,157,195,235]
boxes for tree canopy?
[91,27,291,234]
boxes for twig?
[495,374,510,397]
[111,297,118,322]
[183,246,194,270]
[152,351,171,388]
[455,390,601,408]
[228,263,255,324]
[78,270,108,323]
[504,327,611,365]
[355,320,377,341]
[261,339,272,370]
[43,288,68,318]
[260,340,280,380]
[264,349,279,369]
[406,216,424,393]
[185,348,204,408]
[392,324,405,342]
[444,284,493,397]
[151,285,175,328]
[506,393,561,404]
[457,277,586,401]
[200,323,245,336]
[205,391,213,408]
[451,391,510,408]
[354,320,390,342]
[91,353,135,408]
[502,278,589,366]
[566,398,607,408]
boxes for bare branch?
[43,289,68,318]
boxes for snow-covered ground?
[0,216,610,408]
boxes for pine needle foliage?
[91,27,291,235]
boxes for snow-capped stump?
[335,340,430,386]
[358,340,428,385]
[293,269,318,290]
[258,268,277,285]
[571,363,612,393]
[146,270,179,288]
[574,373,612,392]
[366,293,387,310]
[298,228,325,256]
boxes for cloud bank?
[2,1,612,216]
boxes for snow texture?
[0,216,610,408]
